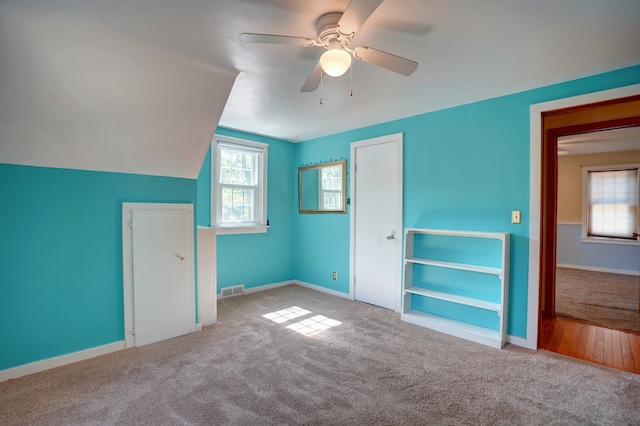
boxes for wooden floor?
[540,316,640,374]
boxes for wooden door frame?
[526,84,640,350]
[541,115,640,322]
[349,133,404,312]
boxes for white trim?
[558,221,640,245]
[122,202,196,349]
[215,226,268,235]
[528,83,640,351]
[582,163,640,170]
[216,280,294,299]
[211,134,269,232]
[214,134,269,150]
[0,341,125,382]
[506,334,528,348]
[244,280,294,295]
[556,263,640,276]
[579,237,640,246]
[349,133,404,312]
[215,280,351,299]
[294,280,352,299]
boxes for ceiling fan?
[239,0,419,92]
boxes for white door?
[122,203,195,347]
[351,134,403,311]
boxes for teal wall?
[293,64,640,338]
[2,65,638,372]
[197,128,295,293]
[0,164,196,370]
[294,139,351,293]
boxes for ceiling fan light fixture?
[320,48,351,77]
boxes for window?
[582,164,639,244]
[319,165,343,210]
[212,135,268,234]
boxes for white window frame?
[581,163,640,246]
[211,135,268,235]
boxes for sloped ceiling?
[1,0,639,177]
[0,1,238,178]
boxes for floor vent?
[221,285,244,298]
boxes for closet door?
[351,134,403,311]
[122,203,195,347]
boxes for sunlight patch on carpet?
[262,306,311,324]
[262,306,342,336]
[287,315,342,336]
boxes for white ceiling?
[558,127,640,156]
[1,0,639,177]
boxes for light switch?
[512,210,521,224]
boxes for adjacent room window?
[319,164,343,210]
[582,164,639,244]
[212,135,268,234]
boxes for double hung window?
[582,164,639,244]
[212,135,268,234]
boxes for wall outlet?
[332,271,337,280]
[512,210,521,224]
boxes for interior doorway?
[540,103,640,322]
[536,94,640,372]
[555,127,640,333]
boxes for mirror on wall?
[298,160,347,214]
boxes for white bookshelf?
[401,228,510,349]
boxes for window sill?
[216,225,268,235]
[580,237,640,247]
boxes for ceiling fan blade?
[353,46,418,76]
[300,62,322,92]
[338,0,384,35]
[239,33,317,47]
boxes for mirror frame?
[298,160,347,214]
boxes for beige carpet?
[556,267,640,333]
[1,284,640,425]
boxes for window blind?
[587,168,638,239]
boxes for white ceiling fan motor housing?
[316,12,352,49]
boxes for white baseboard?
[557,263,640,277]
[245,280,294,294]
[217,280,295,299]
[506,334,528,348]
[0,341,126,383]
[293,280,351,299]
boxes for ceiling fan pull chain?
[349,64,353,97]
[320,71,324,105]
